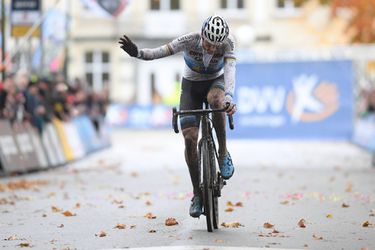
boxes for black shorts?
[179,75,224,130]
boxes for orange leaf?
[144,212,156,219]
[165,218,179,226]
[51,206,62,213]
[342,203,350,208]
[114,223,126,229]
[95,231,107,237]
[312,234,323,240]
[235,202,243,207]
[226,201,234,206]
[263,222,274,229]
[62,210,76,217]
[225,207,234,212]
[362,221,371,227]
[221,222,244,228]
[345,182,353,192]
[298,219,306,228]
[18,242,31,247]
[75,203,81,209]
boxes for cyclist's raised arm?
[119,33,194,61]
[223,35,236,115]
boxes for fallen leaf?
[130,225,136,229]
[95,231,107,237]
[145,201,152,206]
[112,199,123,205]
[118,205,125,209]
[298,219,306,228]
[280,200,289,205]
[51,206,62,213]
[304,244,309,248]
[360,247,369,250]
[18,242,31,247]
[5,235,18,241]
[149,229,156,233]
[226,201,234,206]
[215,239,224,243]
[369,209,375,217]
[272,229,280,234]
[114,223,126,229]
[144,212,156,219]
[58,224,64,228]
[326,214,333,218]
[75,203,81,209]
[312,234,323,240]
[345,182,353,192]
[342,203,350,208]
[263,222,274,229]
[221,222,244,228]
[362,221,371,227]
[165,218,178,226]
[225,207,234,212]
[235,202,243,207]
[42,214,47,217]
[130,172,139,177]
[62,210,76,217]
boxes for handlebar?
[172,107,234,134]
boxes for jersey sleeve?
[223,35,236,98]
[138,33,197,61]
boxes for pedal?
[223,180,227,186]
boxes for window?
[150,0,180,10]
[150,0,160,10]
[84,51,111,92]
[277,0,307,9]
[170,0,179,10]
[220,0,244,9]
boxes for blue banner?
[230,60,354,139]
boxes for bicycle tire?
[209,142,219,229]
[201,140,214,232]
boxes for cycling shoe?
[189,196,202,218]
[220,152,234,180]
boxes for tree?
[329,0,375,43]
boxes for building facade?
[67,0,352,105]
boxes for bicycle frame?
[172,105,234,232]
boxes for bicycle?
[172,103,234,232]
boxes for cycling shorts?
[179,74,224,130]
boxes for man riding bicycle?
[119,15,237,218]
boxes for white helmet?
[201,15,229,44]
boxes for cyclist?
[119,15,237,218]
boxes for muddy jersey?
[138,31,236,96]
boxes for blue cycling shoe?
[189,196,202,218]
[220,152,234,180]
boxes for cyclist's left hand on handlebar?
[223,94,237,116]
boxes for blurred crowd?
[360,87,375,117]
[0,71,109,134]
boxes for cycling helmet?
[201,15,229,44]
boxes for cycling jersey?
[138,32,236,98]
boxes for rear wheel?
[201,141,214,232]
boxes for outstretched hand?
[118,35,138,57]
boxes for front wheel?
[201,141,214,232]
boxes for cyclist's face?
[202,39,219,54]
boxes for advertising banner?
[11,0,41,37]
[231,60,353,139]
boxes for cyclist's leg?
[179,78,205,197]
[207,75,234,179]
[206,75,227,158]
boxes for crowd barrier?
[352,114,375,152]
[0,115,111,176]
